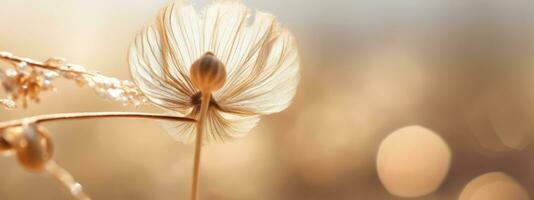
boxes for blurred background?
[1,0,534,199]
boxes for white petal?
[129,26,193,111]
[130,0,299,115]
[161,111,197,143]
[162,109,260,144]
[198,1,300,115]
[214,20,300,115]
[158,1,203,77]
[129,1,203,111]
[130,0,299,143]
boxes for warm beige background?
[1,0,534,199]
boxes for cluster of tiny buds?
[0,52,148,108]
[85,74,148,106]
[0,60,58,108]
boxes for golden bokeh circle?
[459,172,530,200]
[377,125,451,198]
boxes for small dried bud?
[44,57,67,68]
[15,123,54,171]
[190,52,226,93]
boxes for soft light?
[377,125,451,198]
[459,172,530,200]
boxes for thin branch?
[0,112,195,130]
[0,52,95,76]
[0,52,148,107]
[45,161,92,200]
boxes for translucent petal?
[197,2,298,115]
[129,26,194,111]
[128,1,202,111]
[162,108,260,144]
[214,25,300,115]
[130,0,299,142]
[131,0,299,114]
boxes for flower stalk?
[188,50,227,200]
[191,92,211,200]
[1,0,301,198]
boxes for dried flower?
[0,65,57,108]
[129,0,300,143]
[0,52,148,108]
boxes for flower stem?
[45,161,91,200]
[191,92,210,200]
[0,112,195,130]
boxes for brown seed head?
[15,123,54,171]
[190,52,226,93]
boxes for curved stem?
[0,112,195,130]
[45,161,91,200]
[191,93,210,200]
[0,112,194,199]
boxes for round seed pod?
[190,52,227,93]
[15,123,54,171]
